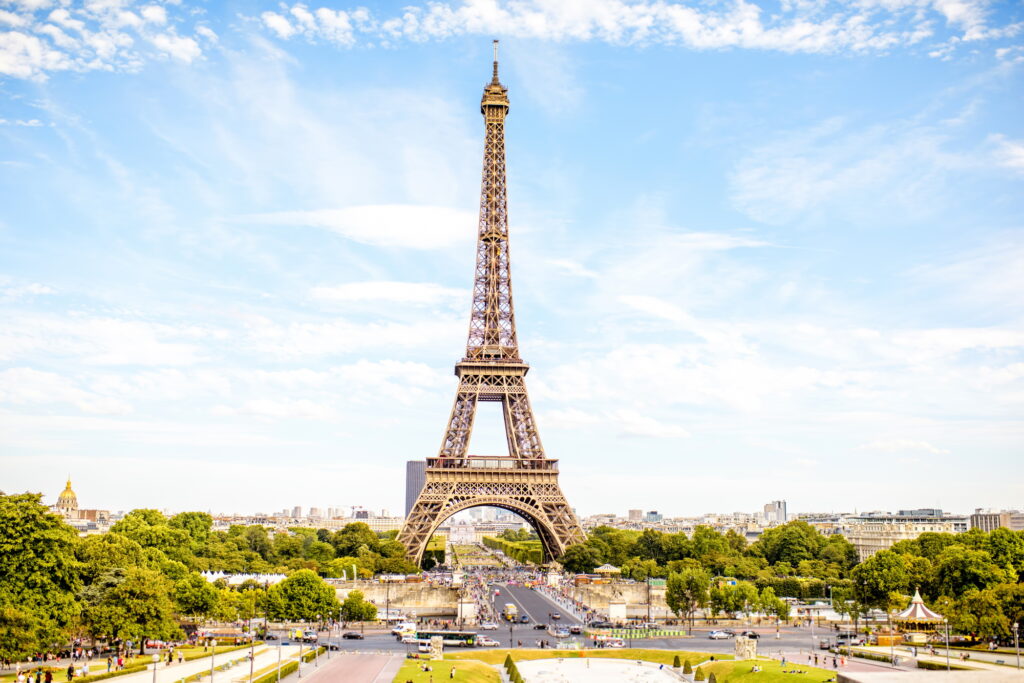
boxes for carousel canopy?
[895,589,943,622]
[593,564,620,574]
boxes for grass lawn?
[392,659,499,683]
[445,648,726,666]
[701,658,838,682]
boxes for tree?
[173,573,220,618]
[558,544,602,574]
[170,512,213,546]
[265,569,340,621]
[735,581,759,622]
[666,567,711,628]
[76,532,147,582]
[851,551,908,608]
[933,545,1012,597]
[81,567,181,653]
[0,493,81,660]
[340,590,378,621]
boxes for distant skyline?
[2,0,1023,517]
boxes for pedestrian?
[449,666,455,679]
[44,671,52,683]
[65,665,73,683]
[177,651,182,665]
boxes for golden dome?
[56,477,78,511]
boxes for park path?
[84,646,303,683]
[275,654,402,683]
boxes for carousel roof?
[593,563,620,574]
[895,589,943,622]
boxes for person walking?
[65,665,73,683]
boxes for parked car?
[400,634,416,644]
[589,621,614,628]
[342,632,364,640]
[552,628,570,638]
[708,630,734,640]
[477,636,499,647]
[479,622,498,631]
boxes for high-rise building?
[763,500,787,524]
[309,507,323,519]
[292,506,303,518]
[405,460,426,517]
[645,510,663,522]
[628,509,643,522]
[971,509,1024,531]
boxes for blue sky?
[2,0,1022,518]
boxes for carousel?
[894,589,944,644]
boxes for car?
[569,626,583,635]
[341,632,364,640]
[589,621,614,629]
[533,623,548,630]
[519,615,529,623]
[476,636,499,647]
[325,642,340,651]
[264,633,279,640]
[391,623,417,635]
[551,613,561,620]
[552,628,570,638]
[738,630,760,639]
[400,634,416,644]
[708,630,734,640]
[479,622,498,631]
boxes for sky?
[1,0,1023,520]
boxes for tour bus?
[413,630,478,649]
[503,603,518,621]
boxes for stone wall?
[571,582,670,619]
[332,581,459,617]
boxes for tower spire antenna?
[492,39,500,84]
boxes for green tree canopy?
[265,569,340,621]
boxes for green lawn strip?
[445,648,727,666]
[2,645,269,683]
[701,659,838,683]
[392,659,499,683]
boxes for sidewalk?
[855,645,1021,674]
[85,646,303,683]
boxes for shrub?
[673,654,681,668]
[683,659,692,674]
[708,674,717,683]
[694,667,706,681]
[253,660,297,683]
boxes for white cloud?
[311,281,468,306]
[246,205,476,249]
[139,5,166,24]
[148,32,200,62]
[1,282,54,299]
[612,409,690,438]
[990,134,1024,172]
[252,0,1018,55]
[859,438,950,454]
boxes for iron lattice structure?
[399,44,585,565]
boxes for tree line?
[559,521,1024,641]
[0,493,400,661]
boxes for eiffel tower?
[398,42,585,566]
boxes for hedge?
[481,536,543,565]
[752,577,852,600]
[917,660,971,671]
[251,647,323,683]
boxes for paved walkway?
[856,645,1022,674]
[74,646,304,683]
[273,654,402,683]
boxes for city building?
[405,460,426,517]
[50,478,111,534]
[309,507,323,519]
[970,508,1024,532]
[763,500,788,524]
[291,506,303,518]
[628,509,643,522]
[846,509,969,561]
[645,510,663,522]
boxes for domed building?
[51,477,110,533]
[54,477,79,516]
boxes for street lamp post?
[151,654,159,683]
[944,617,950,672]
[209,638,215,681]
[314,616,320,668]
[1013,622,1019,670]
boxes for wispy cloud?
[859,439,950,455]
[311,281,468,306]
[245,206,476,249]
